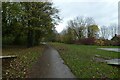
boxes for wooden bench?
[105,59,120,66]
[1,55,17,68]
[0,55,17,59]
[94,55,120,67]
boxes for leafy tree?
[88,24,99,38]
[66,16,96,40]
[65,27,74,43]
[85,17,95,37]
[67,17,85,40]
[2,2,60,47]
[2,2,25,45]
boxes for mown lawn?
[50,42,119,78]
[2,45,45,78]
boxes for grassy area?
[2,45,45,78]
[50,42,119,78]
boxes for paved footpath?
[27,44,76,78]
[98,48,120,52]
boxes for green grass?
[50,42,119,78]
[2,45,45,78]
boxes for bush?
[111,40,120,46]
[95,39,105,46]
[74,37,96,45]
[104,40,112,46]
[95,39,120,46]
[73,37,120,46]
[2,36,14,45]
[111,36,120,46]
[3,36,27,46]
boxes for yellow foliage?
[95,39,105,46]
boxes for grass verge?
[50,42,119,78]
[2,45,45,78]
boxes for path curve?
[27,44,76,78]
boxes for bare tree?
[66,16,96,40]
[100,26,106,39]
[67,18,85,39]
[109,23,118,37]
[85,17,95,38]
[85,17,95,26]
[100,26,110,39]
[100,24,118,39]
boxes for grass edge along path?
[50,42,119,78]
[2,45,45,78]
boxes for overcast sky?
[52,0,119,33]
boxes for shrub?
[103,39,112,46]
[111,34,120,46]
[95,39,105,46]
[2,36,14,45]
[74,37,96,45]
[95,39,120,46]
[111,40,120,46]
[82,37,96,45]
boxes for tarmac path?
[27,44,76,78]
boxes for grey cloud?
[53,1,118,32]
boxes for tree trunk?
[34,31,40,46]
[13,34,20,45]
[27,30,34,48]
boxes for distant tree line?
[2,2,119,46]
[56,16,119,46]
[57,16,99,44]
[100,24,118,39]
[2,2,60,47]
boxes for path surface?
[98,48,120,52]
[27,44,76,78]
[97,48,120,66]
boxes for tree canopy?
[65,16,99,40]
[2,2,60,47]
